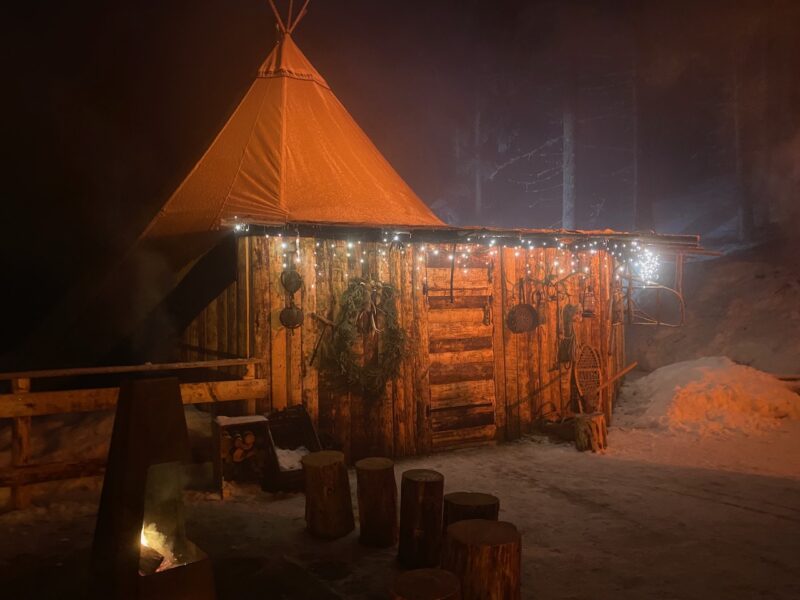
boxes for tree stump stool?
[398,469,445,568]
[442,519,521,600]
[355,457,398,547]
[574,412,608,452]
[301,450,355,539]
[389,568,462,600]
[443,492,499,531]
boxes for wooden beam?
[0,379,269,419]
[0,459,106,487]
[0,358,264,381]
[11,378,31,509]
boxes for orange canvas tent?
[11,3,441,369]
[142,7,442,239]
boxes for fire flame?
[139,523,181,572]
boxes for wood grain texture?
[442,519,521,600]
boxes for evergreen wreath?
[325,278,405,399]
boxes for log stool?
[398,469,444,567]
[574,412,608,452]
[443,492,499,531]
[389,568,461,600]
[355,457,398,547]
[442,519,521,600]
[301,450,355,539]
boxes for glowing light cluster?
[229,223,664,291]
[634,248,660,283]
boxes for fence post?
[11,378,32,509]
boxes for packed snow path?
[2,434,798,599]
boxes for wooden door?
[426,248,497,450]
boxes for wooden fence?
[0,358,266,510]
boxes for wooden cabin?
[177,225,698,461]
[8,10,702,467]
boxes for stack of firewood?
[220,430,257,463]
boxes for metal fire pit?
[91,377,216,600]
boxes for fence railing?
[0,358,266,510]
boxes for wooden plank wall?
[180,236,626,460]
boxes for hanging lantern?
[581,284,596,318]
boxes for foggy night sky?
[2,0,799,355]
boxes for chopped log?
[355,457,398,547]
[574,412,607,452]
[443,492,499,530]
[389,568,462,600]
[301,451,355,539]
[138,545,165,576]
[442,519,521,600]
[398,469,445,567]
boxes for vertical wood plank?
[517,249,532,433]
[11,378,31,509]
[491,248,507,439]
[315,239,335,441]
[204,296,218,359]
[237,236,251,362]
[217,288,228,360]
[227,279,238,359]
[502,247,521,440]
[330,239,352,461]
[269,236,288,410]
[411,243,432,454]
[250,235,272,413]
[300,237,319,424]
[393,244,416,456]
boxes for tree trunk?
[389,568,461,600]
[631,40,641,231]
[561,104,576,230]
[732,43,754,242]
[443,492,499,531]
[442,519,521,600]
[574,412,608,452]
[302,451,355,539]
[355,457,398,547]
[474,104,482,219]
[398,469,445,567]
[632,0,654,232]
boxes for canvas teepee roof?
[8,3,442,370]
[142,7,442,240]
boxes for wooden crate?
[262,405,322,493]
[212,415,270,496]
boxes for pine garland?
[324,278,405,399]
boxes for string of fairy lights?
[232,223,662,285]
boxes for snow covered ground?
[2,416,799,599]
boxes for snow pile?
[275,446,309,472]
[616,357,800,435]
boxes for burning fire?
[140,523,181,572]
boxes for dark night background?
[2,0,799,357]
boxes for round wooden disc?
[402,469,444,483]
[301,450,345,468]
[389,568,461,600]
[446,519,520,546]
[355,457,394,471]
